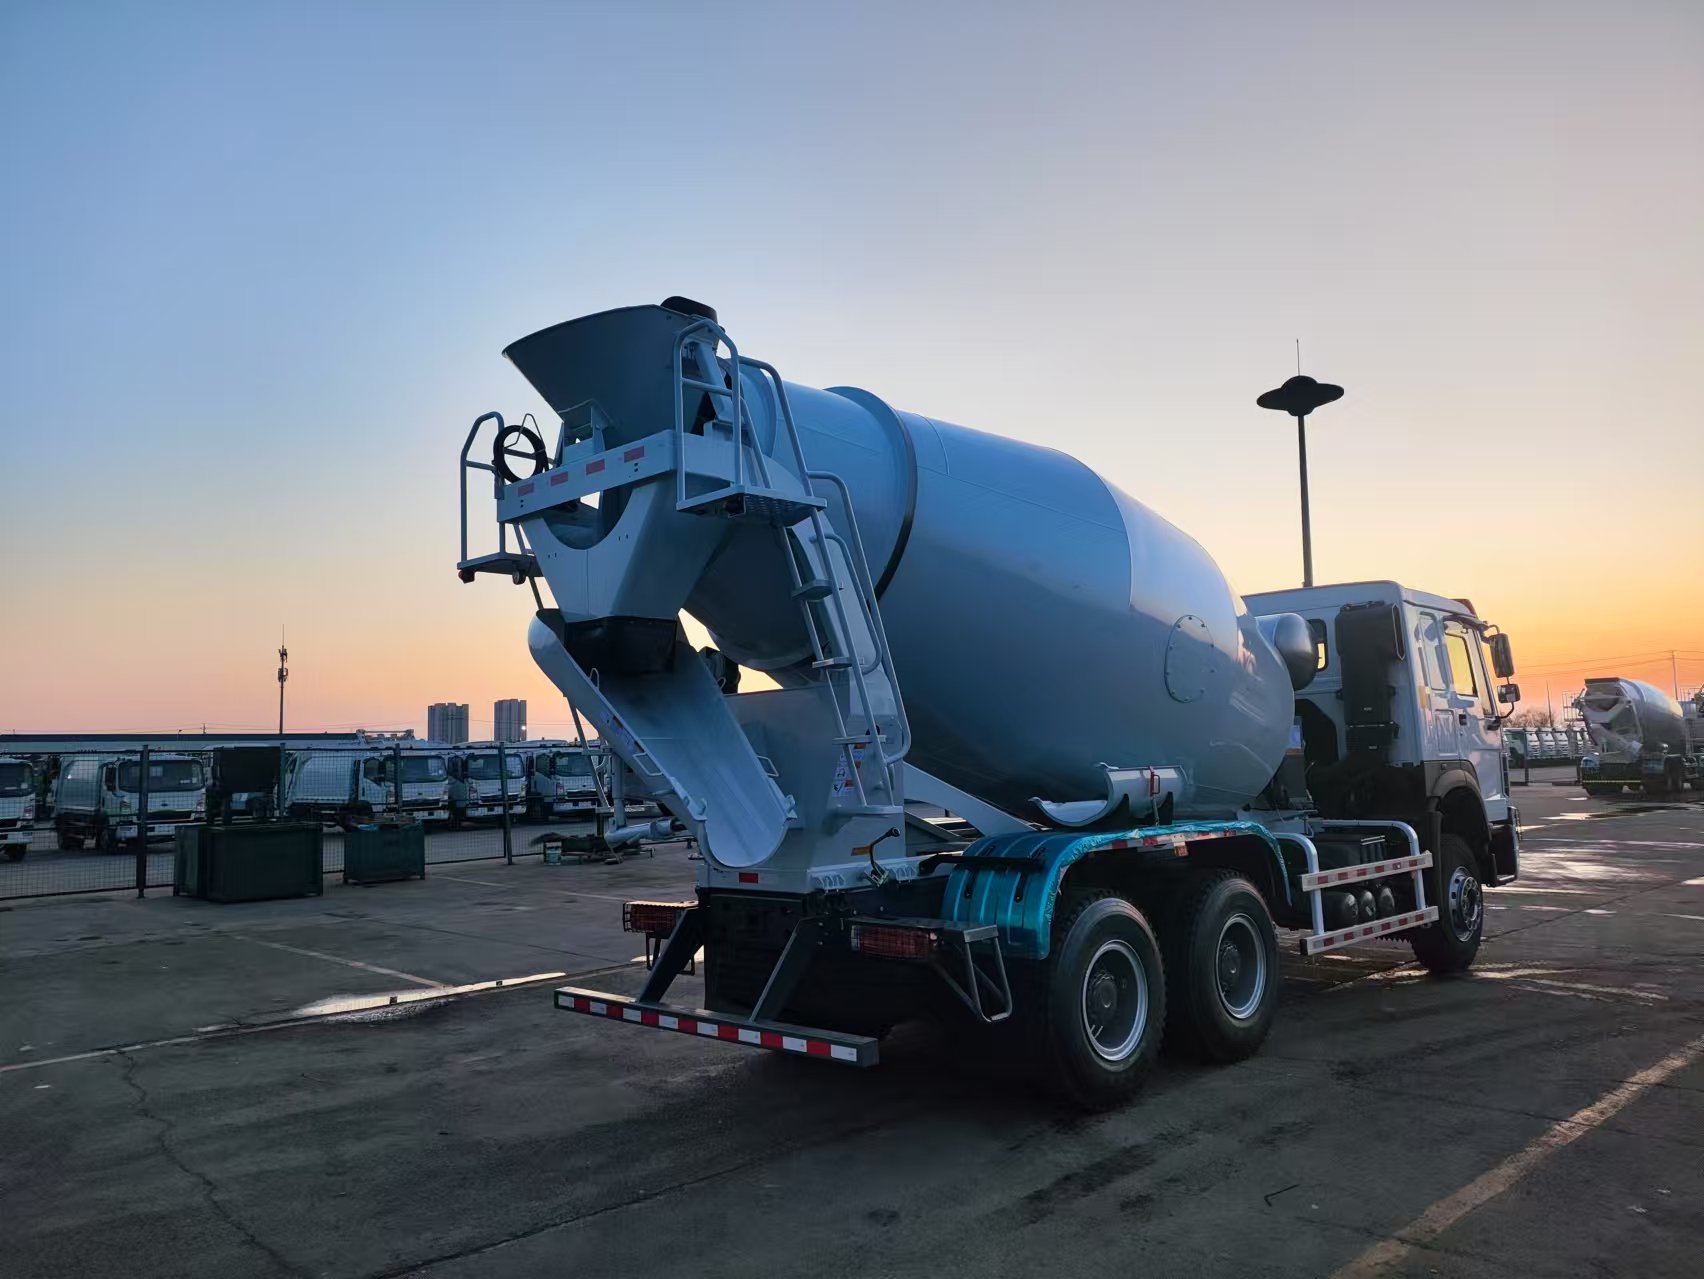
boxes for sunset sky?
[3,1,1701,736]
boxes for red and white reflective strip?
[1300,906,1439,955]
[1098,827,1246,854]
[1298,852,1432,892]
[556,991,870,1065]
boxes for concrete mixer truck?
[1577,678,1702,796]
[454,299,1523,1107]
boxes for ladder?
[670,321,912,811]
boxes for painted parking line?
[233,935,445,988]
[0,959,642,1075]
[1330,1031,1704,1278]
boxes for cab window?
[1444,630,1477,698]
[1414,612,1447,692]
[1307,619,1328,672]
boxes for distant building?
[493,699,527,742]
[427,702,469,744]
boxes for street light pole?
[1296,417,1313,589]
[1258,373,1344,590]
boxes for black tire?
[1409,833,1484,974]
[526,798,545,825]
[448,806,465,831]
[1160,871,1280,1063]
[96,824,117,854]
[3,845,24,863]
[56,821,84,851]
[1030,889,1165,1110]
[1583,783,1617,798]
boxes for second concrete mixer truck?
[455,298,1523,1107]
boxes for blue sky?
[3,1,1701,731]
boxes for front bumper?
[114,819,194,840]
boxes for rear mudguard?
[939,821,1288,960]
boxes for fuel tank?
[504,302,1301,818]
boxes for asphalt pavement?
[2,784,1701,1278]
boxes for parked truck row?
[5,742,610,859]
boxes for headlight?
[23,799,35,820]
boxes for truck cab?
[524,745,602,823]
[361,752,452,825]
[0,755,37,861]
[446,747,526,826]
[53,753,208,852]
[1244,581,1520,887]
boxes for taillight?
[622,900,694,936]
[849,923,937,962]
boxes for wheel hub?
[1214,912,1268,1020]
[1447,867,1483,940]
[1080,938,1149,1063]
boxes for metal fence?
[0,741,615,902]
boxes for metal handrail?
[460,411,505,564]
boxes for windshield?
[116,760,205,793]
[554,753,595,778]
[383,756,447,783]
[465,754,523,779]
[0,762,33,796]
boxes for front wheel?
[1410,833,1484,974]
[1160,871,1280,1062]
[1033,890,1165,1110]
[3,845,24,863]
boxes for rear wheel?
[96,824,118,854]
[1410,833,1483,974]
[56,821,84,851]
[1160,871,1279,1062]
[1030,889,1165,1110]
[1582,783,1618,797]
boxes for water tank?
[504,303,1299,818]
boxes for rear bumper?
[555,986,878,1066]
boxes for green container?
[173,822,323,903]
[344,820,426,885]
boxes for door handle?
[1457,713,1468,726]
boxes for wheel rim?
[1214,912,1268,1020]
[1080,938,1149,1062]
[1446,866,1482,941]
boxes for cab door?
[1442,617,1509,816]
[1410,608,1461,763]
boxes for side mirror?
[1498,682,1521,706]
[1489,633,1515,678]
